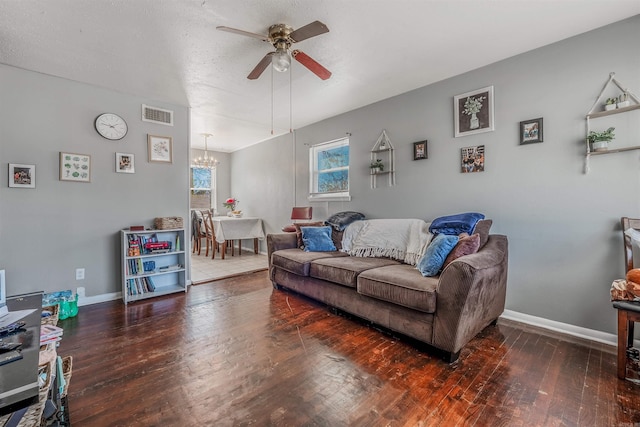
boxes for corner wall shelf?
[584,73,640,173]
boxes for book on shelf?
[127,276,156,296]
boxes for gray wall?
[231,15,640,336]
[0,64,190,297]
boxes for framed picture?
[60,152,91,182]
[520,117,544,144]
[115,153,135,173]
[461,145,485,173]
[454,85,495,137]
[8,163,35,188]
[148,134,173,163]
[413,141,428,160]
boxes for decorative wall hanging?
[60,152,91,182]
[370,130,395,188]
[454,86,495,137]
[461,145,485,173]
[116,153,135,173]
[8,163,35,188]
[413,141,428,160]
[520,118,544,144]
[148,135,173,163]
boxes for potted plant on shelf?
[587,127,615,152]
[370,159,384,174]
[604,98,617,111]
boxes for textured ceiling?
[0,1,639,151]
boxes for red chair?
[282,207,313,232]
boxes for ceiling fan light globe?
[272,49,290,72]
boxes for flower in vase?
[223,197,239,211]
[462,96,485,115]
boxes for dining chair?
[199,210,215,258]
[191,210,206,255]
[615,217,640,380]
[282,206,313,232]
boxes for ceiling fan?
[217,21,332,80]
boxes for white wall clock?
[95,113,128,140]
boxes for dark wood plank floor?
[57,271,640,426]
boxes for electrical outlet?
[75,268,85,281]
[76,287,85,298]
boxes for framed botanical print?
[454,86,495,137]
[60,152,91,182]
[148,135,173,163]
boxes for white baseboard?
[77,292,121,306]
[77,281,192,307]
[501,309,620,348]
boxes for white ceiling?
[1,1,639,151]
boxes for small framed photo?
[148,135,173,163]
[413,141,428,160]
[60,152,91,182]
[520,117,543,145]
[115,153,135,173]
[454,85,495,137]
[9,163,35,188]
[461,145,485,173]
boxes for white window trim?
[308,137,351,202]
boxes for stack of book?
[127,277,156,296]
[40,324,63,345]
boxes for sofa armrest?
[267,233,298,261]
[267,233,299,287]
[432,234,508,355]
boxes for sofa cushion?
[272,248,348,276]
[416,233,458,277]
[443,233,480,268]
[473,219,492,249]
[301,226,336,252]
[358,265,438,313]
[310,256,400,288]
[293,222,325,248]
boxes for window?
[309,137,350,201]
[190,167,216,210]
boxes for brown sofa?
[267,221,508,362]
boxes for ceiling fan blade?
[289,21,329,43]
[247,52,274,80]
[292,50,332,80]
[216,26,270,42]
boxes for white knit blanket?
[341,219,433,266]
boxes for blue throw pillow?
[301,226,337,252]
[417,234,459,276]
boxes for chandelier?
[192,133,219,168]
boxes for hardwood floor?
[57,271,640,426]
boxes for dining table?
[211,216,265,259]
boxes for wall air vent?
[142,104,174,126]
